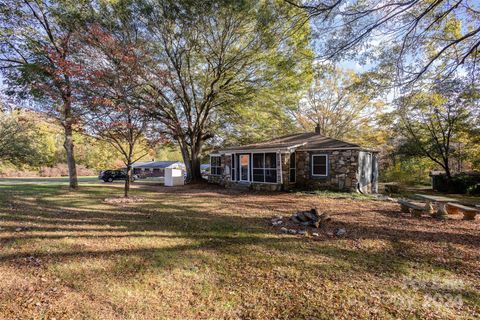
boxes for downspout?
[279,152,283,185]
[356,151,363,194]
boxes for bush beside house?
[431,172,480,195]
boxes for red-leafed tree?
[77,22,158,197]
[0,0,89,189]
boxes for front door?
[239,154,250,182]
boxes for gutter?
[301,147,379,152]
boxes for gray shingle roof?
[216,132,369,152]
[133,161,183,169]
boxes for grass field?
[0,176,100,185]
[0,176,164,186]
[0,179,479,319]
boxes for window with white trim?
[311,154,328,176]
[252,153,277,183]
[210,156,222,176]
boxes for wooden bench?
[446,203,479,220]
[398,200,425,217]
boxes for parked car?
[99,170,136,182]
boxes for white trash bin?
[164,168,184,187]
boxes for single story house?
[208,127,378,193]
[130,160,184,178]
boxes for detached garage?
[131,161,184,178]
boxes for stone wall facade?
[295,150,359,192]
[208,174,223,185]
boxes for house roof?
[132,161,183,169]
[216,132,373,153]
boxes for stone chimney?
[315,124,320,134]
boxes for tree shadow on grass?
[1,183,479,290]
[5,231,472,310]
[3,191,478,248]
[0,232,413,278]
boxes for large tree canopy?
[293,64,381,140]
[138,0,313,181]
[287,0,480,86]
[1,0,312,183]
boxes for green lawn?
[0,176,100,185]
[0,179,479,319]
[0,176,164,187]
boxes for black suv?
[99,170,130,182]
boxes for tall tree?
[293,64,381,139]
[395,78,479,180]
[77,17,156,197]
[287,0,480,86]
[140,0,313,182]
[0,0,88,189]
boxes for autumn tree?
[77,18,156,197]
[0,0,89,189]
[292,64,381,140]
[139,0,313,182]
[395,78,479,181]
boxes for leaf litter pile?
[0,183,479,319]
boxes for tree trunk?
[179,139,204,183]
[443,160,453,192]
[444,164,452,180]
[189,152,203,182]
[63,122,78,190]
[124,164,131,198]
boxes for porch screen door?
[239,155,250,182]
